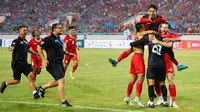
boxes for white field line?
[84,60,108,67]
[0,100,143,112]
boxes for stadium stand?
[0,0,199,34]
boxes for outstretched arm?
[152,38,173,48]
[130,36,148,47]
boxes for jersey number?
[152,45,162,55]
[72,41,74,44]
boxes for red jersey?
[63,35,77,53]
[160,33,181,39]
[140,14,166,31]
[28,38,42,53]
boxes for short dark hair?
[135,23,143,32]
[18,25,27,32]
[148,4,157,11]
[51,23,61,32]
[68,26,76,30]
[159,22,171,29]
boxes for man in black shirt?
[0,25,40,99]
[130,24,173,108]
[37,23,72,106]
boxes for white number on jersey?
[152,45,162,55]
[72,41,74,44]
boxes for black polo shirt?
[11,36,29,65]
[40,33,65,66]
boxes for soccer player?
[155,22,181,108]
[0,25,41,99]
[28,29,43,81]
[63,26,79,79]
[124,23,158,107]
[130,32,173,108]
[37,23,72,106]
[109,4,188,71]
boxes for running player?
[28,29,42,81]
[63,26,79,79]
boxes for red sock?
[127,80,134,97]
[117,49,132,62]
[169,85,176,102]
[136,80,143,97]
[72,64,78,73]
[155,82,162,96]
[172,58,179,66]
[32,72,37,81]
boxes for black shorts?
[146,65,166,81]
[12,63,32,80]
[46,64,65,81]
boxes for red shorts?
[130,54,145,75]
[164,53,174,74]
[31,55,42,69]
[64,52,79,64]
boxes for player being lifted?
[124,23,158,107]
[63,26,80,79]
[130,27,173,108]
[28,29,43,81]
[109,4,188,71]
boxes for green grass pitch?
[0,47,200,112]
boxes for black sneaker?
[163,102,169,107]
[33,92,40,99]
[60,100,72,107]
[148,102,155,108]
[36,86,45,98]
[0,82,7,93]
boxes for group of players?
[0,4,188,108]
[109,5,188,108]
[0,24,79,106]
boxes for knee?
[37,69,41,74]
[15,80,20,84]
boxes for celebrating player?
[130,32,173,108]
[63,26,79,79]
[124,23,158,107]
[28,29,43,81]
[109,4,188,71]
[155,22,181,108]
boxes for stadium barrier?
[1,39,85,48]
[84,40,200,50]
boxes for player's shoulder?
[156,15,166,20]
[156,35,163,40]
[64,35,70,39]
[142,14,149,18]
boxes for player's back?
[147,35,166,67]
